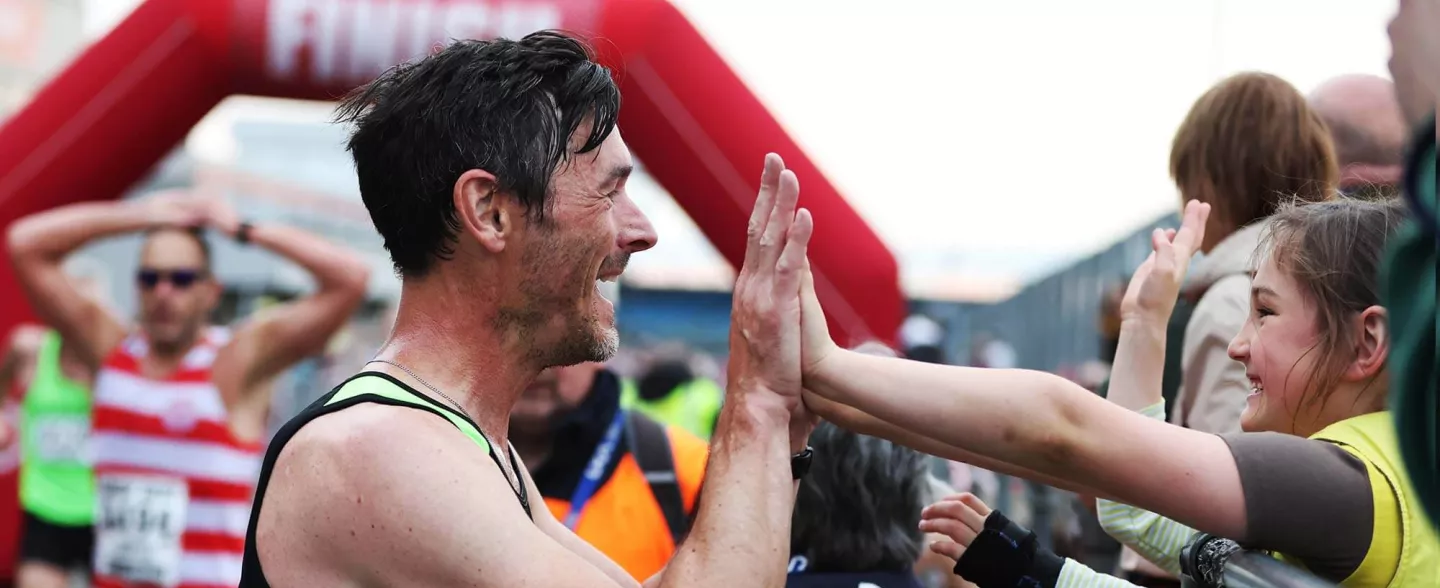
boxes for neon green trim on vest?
[620,378,722,440]
[325,375,490,454]
[20,330,94,526]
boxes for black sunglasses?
[136,269,205,290]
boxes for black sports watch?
[235,221,254,245]
[791,447,814,480]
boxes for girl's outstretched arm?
[802,390,1111,499]
[801,201,1248,540]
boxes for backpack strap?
[624,409,689,544]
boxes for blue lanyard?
[563,409,627,530]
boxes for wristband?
[953,510,1065,588]
[791,447,813,480]
[235,221,253,245]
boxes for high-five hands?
[1119,200,1211,325]
[728,154,816,447]
[798,260,838,381]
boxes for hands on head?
[142,190,242,238]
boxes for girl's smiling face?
[1228,253,1323,436]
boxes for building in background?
[932,211,1182,372]
[0,0,84,117]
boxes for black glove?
[952,509,1066,588]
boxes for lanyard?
[563,409,627,530]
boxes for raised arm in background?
[0,325,46,447]
[200,197,371,398]
[6,195,204,368]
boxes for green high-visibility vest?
[20,330,95,526]
[620,377,722,441]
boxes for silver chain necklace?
[368,358,522,494]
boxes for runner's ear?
[454,169,508,254]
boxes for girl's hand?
[1119,200,1211,326]
[919,493,993,561]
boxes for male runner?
[7,192,370,588]
[0,261,106,588]
[1,330,90,587]
[240,31,817,588]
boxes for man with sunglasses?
[6,190,370,588]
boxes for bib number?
[95,475,188,587]
[29,415,90,463]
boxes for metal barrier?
[1179,533,1335,588]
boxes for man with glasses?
[6,191,370,588]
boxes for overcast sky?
[86,0,1401,299]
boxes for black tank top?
[238,372,531,587]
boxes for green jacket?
[1384,114,1437,529]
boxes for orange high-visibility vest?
[544,417,709,581]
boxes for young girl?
[802,198,1437,587]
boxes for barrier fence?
[1181,533,1334,588]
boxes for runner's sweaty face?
[136,229,219,354]
[503,127,656,368]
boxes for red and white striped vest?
[91,327,261,588]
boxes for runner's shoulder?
[285,402,459,470]
[276,403,491,499]
[269,403,521,537]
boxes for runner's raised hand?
[727,153,814,417]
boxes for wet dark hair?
[1257,198,1408,414]
[335,31,621,277]
[790,422,928,573]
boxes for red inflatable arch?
[0,0,905,347]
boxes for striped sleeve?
[1095,401,1194,575]
[1056,559,1142,588]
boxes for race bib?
[29,415,90,463]
[95,475,188,588]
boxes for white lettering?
[267,0,574,85]
[402,1,439,60]
[440,3,490,42]
[344,0,403,80]
[266,0,311,78]
[497,4,562,39]
[266,0,342,81]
